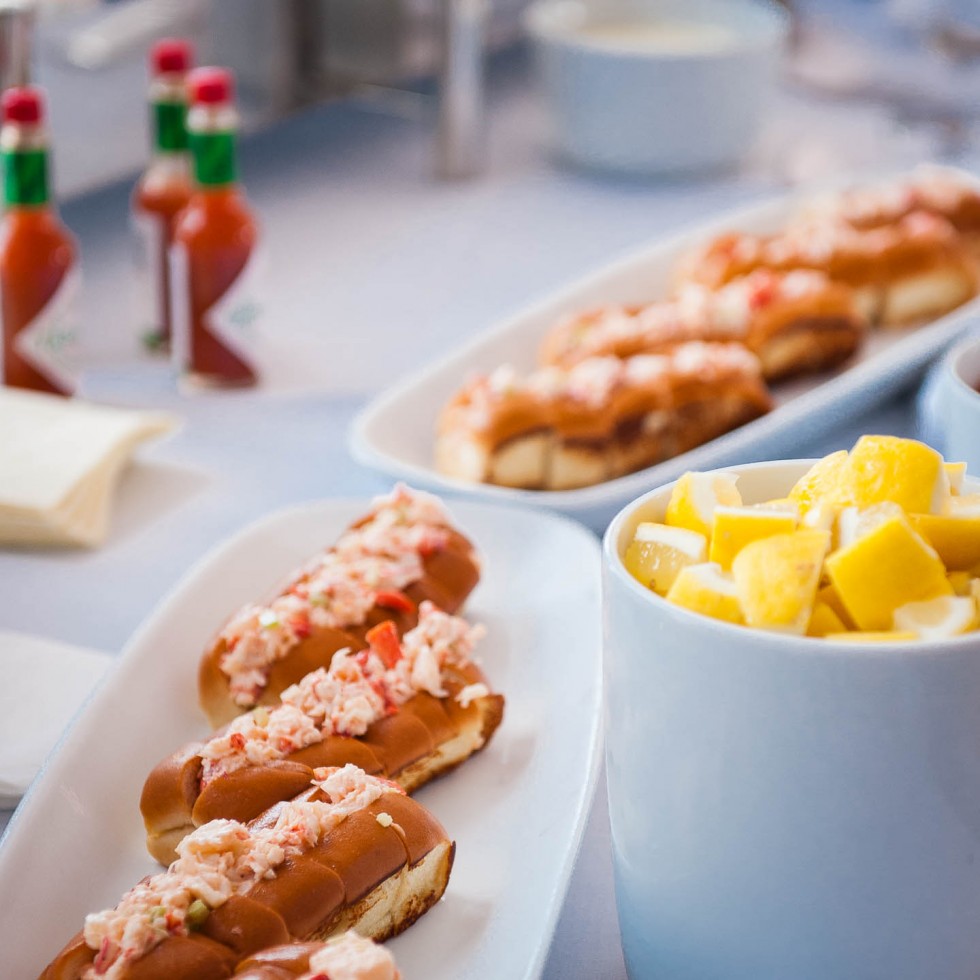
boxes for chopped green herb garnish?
[186,899,210,929]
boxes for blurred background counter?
[4,0,973,388]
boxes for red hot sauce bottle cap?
[187,67,234,106]
[151,38,194,76]
[2,87,44,125]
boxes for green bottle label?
[190,130,236,187]
[2,149,49,206]
[154,100,189,152]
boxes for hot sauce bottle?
[0,87,79,395]
[171,67,261,388]
[132,38,193,353]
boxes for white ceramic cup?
[603,460,980,980]
[918,332,980,474]
[525,0,788,176]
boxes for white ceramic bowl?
[525,0,788,175]
[603,460,980,979]
[918,330,980,474]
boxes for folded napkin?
[0,388,176,547]
[0,631,111,806]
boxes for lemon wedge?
[909,511,980,570]
[817,583,855,629]
[709,505,799,570]
[801,500,837,534]
[664,471,741,539]
[625,522,707,595]
[847,435,948,514]
[666,562,744,624]
[731,530,830,634]
[825,509,952,631]
[947,571,972,596]
[807,601,847,637]
[788,450,851,514]
[836,502,905,550]
[946,493,980,517]
[752,498,801,516]
[892,595,976,640]
[945,461,967,495]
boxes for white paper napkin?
[0,630,111,805]
[0,388,177,548]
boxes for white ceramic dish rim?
[0,497,604,980]
[603,457,980,657]
[524,0,789,56]
[951,333,980,400]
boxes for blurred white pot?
[525,0,789,176]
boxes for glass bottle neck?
[150,74,189,154]
[188,105,240,189]
[1,124,50,208]
[153,100,189,154]
[189,129,237,187]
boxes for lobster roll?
[199,485,481,727]
[541,269,867,382]
[40,766,452,980]
[800,165,980,239]
[674,212,978,327]
[144,604,504,865]
[436,343,772,491]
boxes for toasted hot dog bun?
[199,485,480,728]
[41,768,452,980]
[436,343,772,490]
[146,607,503,865]
[144,670,502,865]
[540,269,866,383]
[799,165,980,236]
[673,211,977,327]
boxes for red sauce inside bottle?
[0,87,78,394]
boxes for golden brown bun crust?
[143,663,503,865]
[193,762,315,827]
[40,932,240,980]
[116,935,239,980]
[437,346,773,490]
[234,942,319,979]
[540,288,865,384]
[41,789,451,980]
[139,743,204,858]
[755,315,864,382]
[198,527,480,729]
[199,895,291,958]
[675,212,980,306]
[38,933,90,980]
[288,736,386,774]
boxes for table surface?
[0,44,958,980]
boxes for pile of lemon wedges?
[624,436,980,642]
